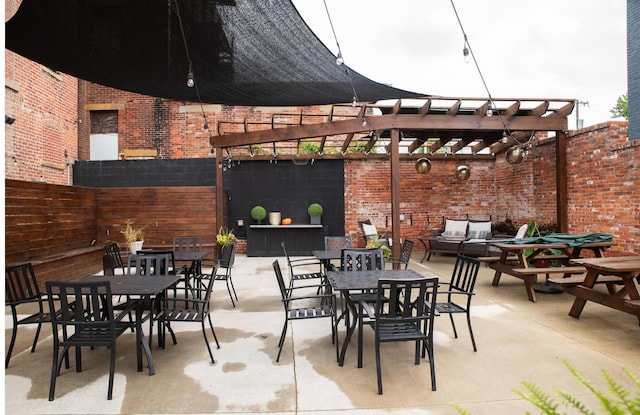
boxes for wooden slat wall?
[95,186,217,248]
[5,180,98,263]
[5,181,219,286]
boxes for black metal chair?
[280,241,324,290]
[336,249,386,328]
[103,243,126,276]
[434,255,481,351]
[359,276,439,394]
[272,260,337,362]
[5,263,63,368]
[213,243,238,307]
[157,263,220,364]
[323,236,353,271]
[45,280,135,400]
[134,250,182,276]
[386,239,415,270]
[173,236,203,277]
[358,219,390,247]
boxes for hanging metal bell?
[505,146,524,164]
[415,158,432,174]
[455,165,470,180]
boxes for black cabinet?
[247,225,328,256]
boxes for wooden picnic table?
[550,256,640,323]
[480,241,613,303]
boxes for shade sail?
[5,0,425,106]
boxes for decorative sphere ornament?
[505,146,524,164]
[415,158,432,174]
[455,165,470,181]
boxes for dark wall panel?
[224,160,345,237]
[74,158,217,187]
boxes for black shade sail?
[5,0,425,106]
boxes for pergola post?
[216,147,225,243]
[390,128,401,267]
[556,130,568,232]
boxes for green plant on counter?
[307,203,323,217]
[251,205,267,221]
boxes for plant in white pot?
[121,220,147,254]
[307,203,323,225]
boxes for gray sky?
[292,0,627,129]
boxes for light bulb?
[501,131,508,143]
[486,107,493,117]
[463,46,470,63]
[204,122,210,135]
[362,117,367,127]
[186,71,195,88]
[336,51,344,66]
[352,95,357,107]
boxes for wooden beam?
[551,101,575,117]
[210,113,567,148]
[529,101,550,116]
[447,99,461,115]
[391,100,402,114]
[419,99,432,116]
[504,101,521,117]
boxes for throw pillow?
[362,223,377,237]
[442,219,468,237]
[468,221,492,239]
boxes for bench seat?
[511,266,586,276]
[548,275,623,286]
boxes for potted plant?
[216,227,237,266]
[251,205,267,224]
[307,203,323,225]
[216,227,238,246]
[121,220,147,254]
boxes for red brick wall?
[4,53,78,185]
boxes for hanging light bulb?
[501,131,508,143]
[486,105,493,117]
[362,116,367,127]
[186,63,195,88]
[335,51,344,66]
[352,95,357,107]
[204,122,210,135]
[415,158,432,174]
[455,164,471,181]
[506,146,524,164]
[463,44,470,63]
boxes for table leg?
[338,293,358,367]
[568,269,599,318]
[419,239,430,263]
[134,303,155,376]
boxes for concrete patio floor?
[5,252,640,414]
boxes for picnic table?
[550,256,640,323]
[480,233,614,302]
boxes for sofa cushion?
[441,219,468,238]
[362,223,377,238]
[468,221,492,239]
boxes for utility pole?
[575,100,589,129]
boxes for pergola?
[211,97,575,258]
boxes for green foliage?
[250,205,267,221]
[301,142,320,154]
[453,360,640,415]
[610,94,628,120]
[307,203,323,217]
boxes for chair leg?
[206,314,220,349]
[228,276,238,303]
[276,321,288,362]
[5,314,18,368]
[200,320,216,364]
[448,314,458,338]
[107,342,116,400]
[31,322,43,353]
[466,312,477,352]
[226,278,236,307]
[375,340,383,395]
[49,346,60,401]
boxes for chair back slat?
[449,255,481,293]
[341,249,385,271]
[5,263,41,304]
[103,243,125,275]
[128,253,171,276]
[173,237,202,254]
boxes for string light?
[186,64,195,88]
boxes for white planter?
[269,211,281,225]
[129,240,144,255]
